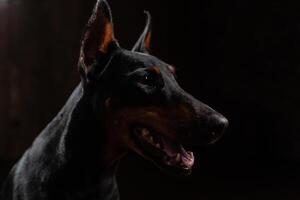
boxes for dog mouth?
[132,126,194,175]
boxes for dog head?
[78,0,228,175]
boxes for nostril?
[218,116,229,130]
[209,114,229,136]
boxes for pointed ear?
[132,11,152,54]
[79,0,119,76]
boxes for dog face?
[79,0,228,175]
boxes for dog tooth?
[175,153,181,162]
[149,136,154,143]
[141,129,149,137]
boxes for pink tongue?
[181,151,195,168]
[162,138,195,168]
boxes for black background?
[1,0,300,199]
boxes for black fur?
[1,1,228,199]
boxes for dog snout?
[179,113,228,146]
[174,91,228,145]
[207,114,228,143]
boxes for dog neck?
[25,83,121,199]
[61,83,122,199]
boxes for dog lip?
[132,126,195,171]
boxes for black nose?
[207,114,228,143]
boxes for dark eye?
[137,72,164,89]
[139,73,156,86]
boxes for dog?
[0,0,228,199]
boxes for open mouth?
[132,126,194,175]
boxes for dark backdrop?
[1,0,300,199]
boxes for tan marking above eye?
[167,65,176,74]
[147,66,161,74]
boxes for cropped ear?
[79,0,119,78]
[132,11,152,54]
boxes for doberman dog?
[0,0,228,199]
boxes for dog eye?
[137,72,164,89]
[139,73,155,86]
